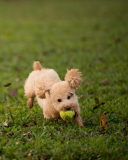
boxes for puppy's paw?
[78,122,84,128]
[74,114,83,127]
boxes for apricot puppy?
[24,61,83,127]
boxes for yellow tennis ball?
[60,111,75,120]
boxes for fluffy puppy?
[24,61,83,127]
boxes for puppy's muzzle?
[65,106,71,111]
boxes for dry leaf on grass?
[124,117,128,121]
[99,112,107,130]
[9,89,17,97]
[3,119,9,127]
[0,130,8,135]
[93,102,105,110]
[15,78,20,82]
[24,152,31,158]
[14,68,22,73]
[24,150,32,158]
[7,106,11,111]
[80,95,85,98]
[114,38,121,43]
[23,130,32,136]
[3,83,11,87]
[119,148,122,153]
[123,124,128,131]
[115,131,119,136]
[100,78,109,84]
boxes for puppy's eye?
[58,99,62,102]
[67,96,70,99]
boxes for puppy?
[24,61,83,127]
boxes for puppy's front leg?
[74,114,83,127]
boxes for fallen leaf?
[124,117,128,121]
[24,150,32,158]
[115,131,119,136]
[9,89,17,97]
[123,124,128,131]
[23,130,32,136]
[119,148,122,153]
[16,55,23,60]
[3,83,11,87]
[93,98,105,109]
[3,119,9,127]
[99,112,107,130]
[7,106,11,111]
[93,102,105,110]
[0,130,8,135]
[90,132,100,136]
[100,78,109,84]
[42,51,49,56]
[15,78,20,82]
[115,38,121,43]
[14,68,21,73]
[88,92,94,95]
[24,152,31,158]
[38,156,45,160]
[80,95,85,98]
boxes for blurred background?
[0,0,128,96]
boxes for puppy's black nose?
[66,107,71,111]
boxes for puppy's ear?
[34,76,55,99]
[35,80,51,99]
[65,69,82,89]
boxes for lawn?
[0,0,128,159]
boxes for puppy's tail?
[33,61,43,71]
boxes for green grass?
[0,0,128,159]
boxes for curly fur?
[24,61,83,127]
[65,69,82,89]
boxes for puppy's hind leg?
[24,73,36,108]
[24,61,43,108]
[27,98,34,108]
